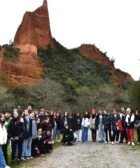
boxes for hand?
[10,137,15,141]
[15,137,19,140]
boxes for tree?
[129,81,140,110]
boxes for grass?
[8,140,62,168]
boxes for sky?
[0,0,140,80]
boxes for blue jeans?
[98,123,104,142]
[56,130,60,141]
[81,127,89,142]
[52,127,57,141]
[0,145,6,168]
[22,137,32,157]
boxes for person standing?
[125,108,135,146]
[55,112,63,142]
[90,109,97,142]
[135,111,140,144]
[111,109,120,145]
[96,110,104,142]
[8,110,23,164]
[76,113,82,142]
[21,110,33,160]
[119,108,128,143]
[81,111,90,142]
[0,113,10,168]
[103,111,111,143]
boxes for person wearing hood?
[81,111,90,142]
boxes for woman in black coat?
[111,110,120,144]
[62,124,74,145]
[103,111,111,143]
[8,110,23,164]
[55,112,63,142]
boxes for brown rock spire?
[14,0,54,48]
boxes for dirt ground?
[20,131,140,168]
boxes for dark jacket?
[32,136,44,156]
[50,115,55,129]
[38,115,46,123]
[70,115,78,131]
[103,114,111,129]
[134,115,140,129]
[8,118,23,139]
[22,116,32,139]
[111,114,120,130]
[77,116,82,130]
[95,114,103,129]
[56,117,63,130]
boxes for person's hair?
[0,113,5,126]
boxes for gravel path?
[20,131,140,168]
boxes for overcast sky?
[0,0,140,80]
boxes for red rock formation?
[79,44,115,70]
[79,44,134,85]
[14,0,54,48]
[0,0,54,87]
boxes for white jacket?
[0,124,7,145]
[81,118,90,127]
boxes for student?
[96,110,104,142]
[8,110,23,164]
[50,111,55,144]
[125,108,135,146]
[30,112,38,143]
[62,112,71,128]
[32,128,44,156]
[21,110,33,160]
[55,112,63,142]
[103,111,111,143]
[76,113,82,142]
[38,109,46,123]
[81,111,90,142]
[111,109,120,145]
[0,114,10,168]
[135,111,140,144]
[41,117,52,132]
[90,109,97,142]
[43,130,53,153]
[61,124,74,145]
[119,108,128,143]
[70,112,78,142]
[2,111,12,165]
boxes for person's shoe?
[21,157,25,161]
[137,142,140,145]
[131,142,135,146]
[26,157,30,160]
[5,166,11,168]
[30,156,33,159]
[116,141,119,144]
[112,142,114,145]
[41,154,44,157]
[127,141,131,145]
[57,140,60,142]
[52,141,54,144]
[104,141,108,144]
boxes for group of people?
[0,106,140,168]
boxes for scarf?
[125,114,135,123]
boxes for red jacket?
[117,120,124,131]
